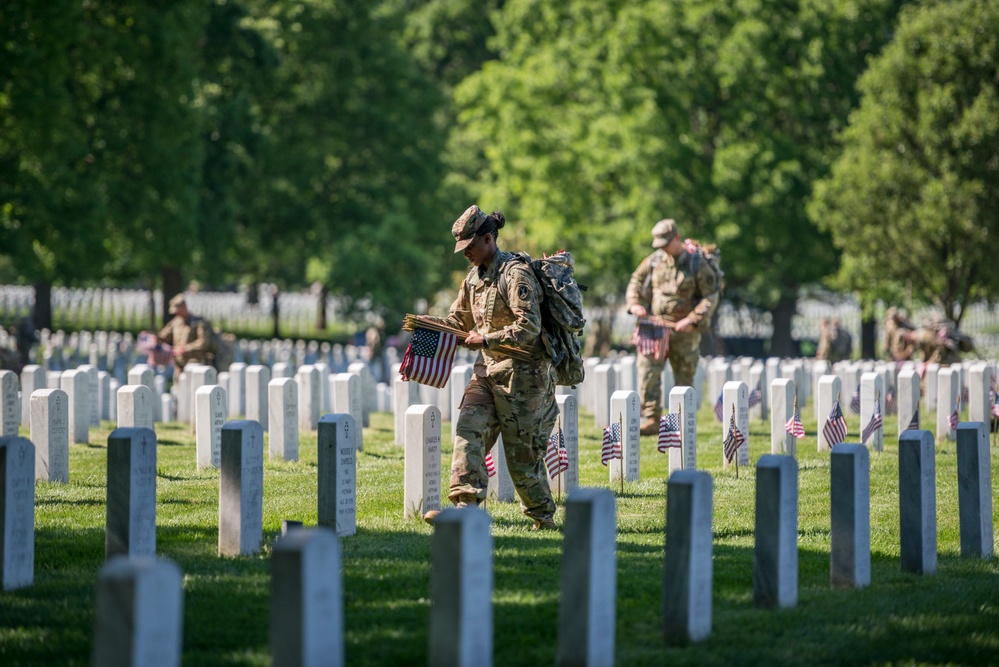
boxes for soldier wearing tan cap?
[626,218,721,435]
[156,294,214,370]
[420,205,558,531]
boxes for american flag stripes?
[861,396,883,445]
[823,400,848,447]
[723,412,745,464]
[747,382,762,409]
[545,429,569,478]
[400,327,458,388]
[948,402,960,431]
[785,403,805,440]
[601,423,622,466]
[658,413,682,453]
[906,405,920,431]
[485,451,497,478]
[631,318,669,361]
[713,391,724,422]
[849,385,861,414]
[884,389,897,415]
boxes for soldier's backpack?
[935,319,975,353]
[499,250,587,387]
[198,317,234,371]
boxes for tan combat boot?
[424,497,475,525]
[640,417,660,436]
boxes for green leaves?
[813,0,999,323]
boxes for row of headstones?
[78,421,996,667]
[0,415,358,591]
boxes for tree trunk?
[271,286,281,339]
[861,317,876,360]
[769,295,797,357]
[161,265,184,328]
[316,284,328,331]
[32,280,52,331]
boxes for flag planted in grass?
[849,385,861,414]
[485,451,497,478]
[713,391,724,422]
[785,401,805,440]
[906,405,920,431]
[861,396,883,445]
[601,423,622,465]
[658,413,682,453]
[747,382,762,409]
[545,429,569,478]
[824,399,848,446]
[400,327,458,388]
[723,412,745,463]
[948,402,960,431]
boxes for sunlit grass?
[2,400,998,666]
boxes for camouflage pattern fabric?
[423,249,557,520]
[636,329,701,421]
[912,326,963,366]
[157,314,214,370]
[625,248,721,330]
[451,363,558,520]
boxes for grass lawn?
[2,399,999,666]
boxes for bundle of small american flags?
[631,318,670,361]
[400,327,458,389]
[601,423,622,466]
[545,429,569,478]
[658,413,682,453]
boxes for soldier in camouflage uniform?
[421,205,558,531]
[156,295,214,371]
[626,219,721,435]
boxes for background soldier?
[883,307,916,361]
[626,218,721,435]
[816,317,854,362]
[156,294,214,371]
[904,315,970,366]
[420,205,558,530]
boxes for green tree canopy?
[450,0,903,351]
[811,0,999,325]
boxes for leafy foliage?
[811,0,999,324]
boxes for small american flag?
[631,318,669,361]
[658,413,682,453]
[785,403,805,440]
[861,397,882,445]
[906,405,920,431]
[713,391,724,422]
[545,429,569,478]
[849,385,861,414]
[961,384,970,407]
[601,423,622,466]
[948,402,960,431]
[485,451,497,478]
[747,382,762,409]
[400,327,458,388]
[823,400,848,447]
[884,389,897,415]
[723,412,745,464]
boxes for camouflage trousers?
[451,360,558,521]
[637,329,701,420]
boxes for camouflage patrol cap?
[452,205,488,253]
[651,218,679,248]
[168,294,187,314]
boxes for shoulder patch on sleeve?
[517,283,530,301]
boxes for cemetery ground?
[3,405,999,666]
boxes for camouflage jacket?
[425,250,546,373]
[157,314,213,368]
[912,326,962,365]
[625,248,720,331]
